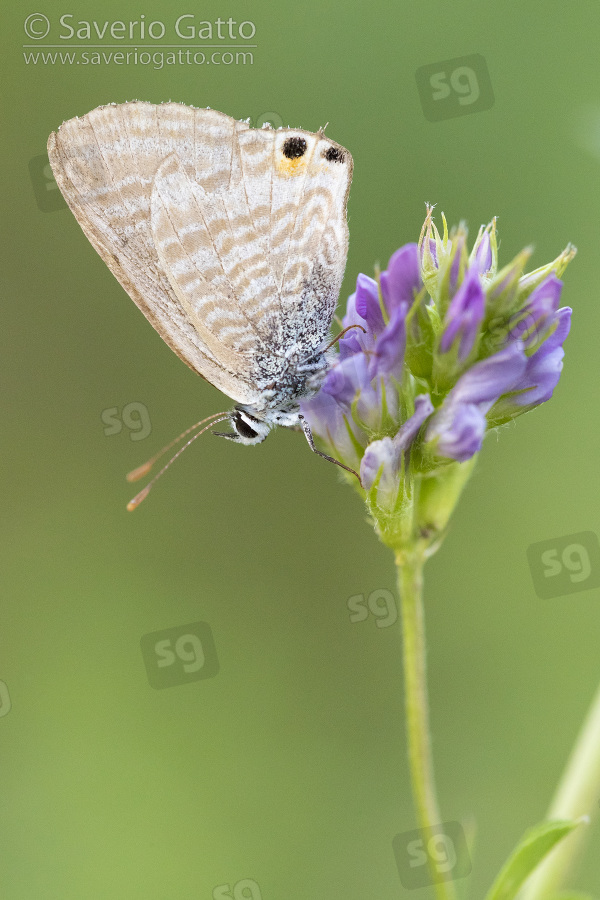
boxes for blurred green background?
[2,0,599,897]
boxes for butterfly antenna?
[126,411,229,483]
[322,323,366,354]
[303,323,367,365]
[126,414,230,512]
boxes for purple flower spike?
[300,210,573,549]
[440,268,485,361]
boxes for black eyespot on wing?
[282,136,307,159]
[324,145,344,163]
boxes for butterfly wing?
[47,101,263,405]
[267,129,353,352]
[48,101,353,401]
[233,125,353,354]
[151,122,353,382]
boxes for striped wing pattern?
[47,101,352,404]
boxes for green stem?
[518,680,600,900]
[397,549,457,900]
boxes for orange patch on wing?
[276,156,307,177]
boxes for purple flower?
[473,229,493,275]
[491,306,572,422]
[306,244,422,438]
[380,243,423,312]
[353,273,384,333]
[426,343,527,461]
[439,267,485,362]
[506,273,562,349]
[360,394,434,510]
[301,209,574,536]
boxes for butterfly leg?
[298,415,362,486]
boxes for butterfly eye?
[324,145,344,163]
[282,136,307,159]
[234,412,260,440]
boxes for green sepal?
[516,244,577,305]
[341,413,367,472]
[404,286,437,379]
[432,327,482,394]
[414,456,477,536]
[374,265,390,326]
[483,246,533,329]
[436,224,469,318]
[418,205,449,302]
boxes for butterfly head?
[213,406,273,445]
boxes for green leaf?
[483,819,582,900]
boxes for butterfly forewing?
[47,101,353,405]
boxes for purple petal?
[341,288,367,334]
[360,437,400,502]
[427,403,487,462]
[440,267,485,361]
[474,231,492,274]
[381,243,422,314]
[393,394,434,451]
[367,304,406,380]
[508,273,562,346]
[340,283,376,359]
[535,304,571,355]
[323,353,371,409]
[419,238,439,267]
[356,376,392,431]
[301,390,366,469]
[449,235,466,293]
[338,332,363,359]
[448,342,528,409]
[507,307,571,408]
[354,273,385,332]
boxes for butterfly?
[47,101,362,508]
